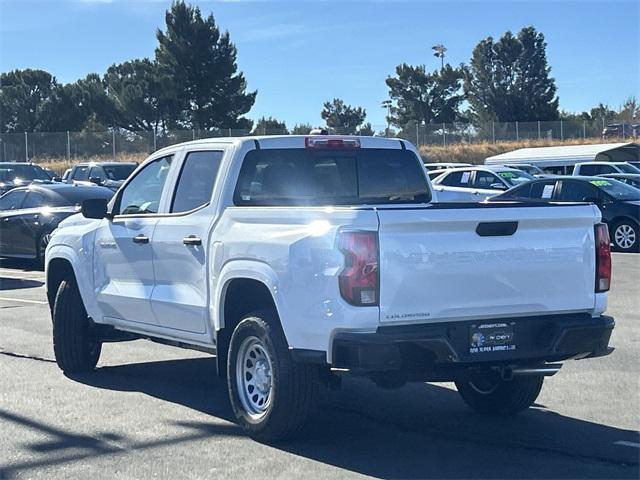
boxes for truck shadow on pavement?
[0,277,44,290]
[46,356,639,479]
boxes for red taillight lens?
[595,223,611,292]
[305,137,361,149]
[338,231,379,306]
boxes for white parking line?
[0,297,48,305]
[614,440,640,448]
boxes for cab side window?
[0,190,26,210]
[473,171,504,190]
[558,181,599,202]
[22,192,46,209]
[171,151,223,213]
[72,165,90,181]
[529,181,558,199]
[439,171,469,187]
[116,156,173,215]
[90,166,106,183]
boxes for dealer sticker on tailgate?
[469,322,516,354]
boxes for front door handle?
[133,234,149,244]
[183,235,202,246]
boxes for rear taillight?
[305,137,361,149]
[338,231,379,306]
[595,223,612,293]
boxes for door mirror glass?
[82,198,109,219]
[89,176,102,185]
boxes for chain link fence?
[0,119,635,163]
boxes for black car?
[491,176,640,252]
[597,173,640,190]
[66,162,137,191]
[0,162,52,196]
[0,183,113,264]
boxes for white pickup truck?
[45,135,615,441]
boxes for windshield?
[618,163,640,174]
[0,164,50,183]
[497,170,535,186]
[590,179,640,201]
[103,164,136,181]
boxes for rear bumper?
[331,313,614,374]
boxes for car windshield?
[590,179,640,201]
[103,164,136,181]
[496,170,535,186]
[618,164,640,174]
[0,165,50,183]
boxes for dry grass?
[419,138,629,165]
[38,154,145,175]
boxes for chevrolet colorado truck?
[45,135,615,441]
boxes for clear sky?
[1,0,638,128]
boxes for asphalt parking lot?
[0,254,639,479]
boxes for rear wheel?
[612,220,638,252]
[52,278,102,373]
[227,310,319,441]
[455,369,543,415]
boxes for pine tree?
[155,1,256,130]
[464,27,559,123]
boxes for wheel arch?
[213,261,286,376]
[46,257,76,311]
[45,245,89,314]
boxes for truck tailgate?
[377,204,600,325]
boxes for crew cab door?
[150,149,224,334]
[93,155,173,325]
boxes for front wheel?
[612,220,638,252]
[52,278,102,373]
[455,369,543,415]
[227,310,318,441]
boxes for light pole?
[381,100,392,136]
[432,44,447,70]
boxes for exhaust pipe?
[508,364,562,378]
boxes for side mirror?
[89,176,102,185]
[52,176,62,182]
[490,183,507,190]
[82,198,109,219]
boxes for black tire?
[35,230,52,268]
[455,369,543,415]
[52,278,102,373]
[227,310,318,441]
[611,220,639,252]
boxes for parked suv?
[572,162,640,176]
[46,136,615,440]
[66,162,137,191]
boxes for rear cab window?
[233,148,430,206]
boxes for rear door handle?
[183,235,202,246]
[133,234,149,244]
